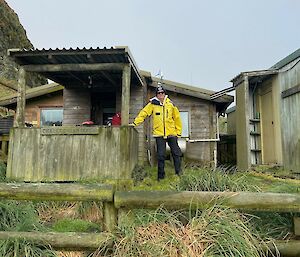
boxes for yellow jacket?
[133,96,182,138]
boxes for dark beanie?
[156,84,166,95]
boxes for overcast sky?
[5,0,300,92]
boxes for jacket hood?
[150,95,169,106]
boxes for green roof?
[271,48,300,69]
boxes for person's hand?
[128,123,135,127]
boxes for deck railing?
[7,126,138,181]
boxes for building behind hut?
[229,48,300,172]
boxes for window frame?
[39,107,63,127]
[179,111,190,138]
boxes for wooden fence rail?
[114,190,300,212]
[1,183,300,256]
[0,231,113,251]
[0,183,113,201]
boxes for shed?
[230,48,300,172]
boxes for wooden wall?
[63,88,91,125]
[7,126,138,182]
[235,79,251,170]
[129,85,146,164]
[24,92,63,127]
[146,88,217,165]
[279,59,300,171]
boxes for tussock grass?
[0,239,56,257]
[110,205,266,257]
[176,168,260,192]
[0,200,57,256]
[0,200,44,232]
[56,252,86,257]
[36,201,103,228]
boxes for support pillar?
[121,64,131,125]
[14,67,26,128]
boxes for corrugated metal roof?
[8,47,130,65]
[8,46,144,87]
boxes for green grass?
[52,218,100,233]
[0,239,56,257]
[0,200,57,256]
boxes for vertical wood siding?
[7,127,138,182]
[129,85,146,164]
[279,59,300,171]
[63,88,91,125]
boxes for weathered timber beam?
[265,240,300,257]
[0,231,113,251]
[14,67,26,127]
[281,83,300,99]
[114,191,300,212]
[121,64,131,125]
[0,183,113,201]
[22,63,125,72]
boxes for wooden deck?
[7,126,138,181]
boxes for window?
[180,111,189,138]
[40,108,63,127]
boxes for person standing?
[132,84,182,180]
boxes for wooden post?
[103,202,117,233]
[14,67,26,128]
[121,64,131,125]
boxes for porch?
[6,47,144,181]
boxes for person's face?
[157,91,165,102]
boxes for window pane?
[40,109,63,126]
[180,111,189,138]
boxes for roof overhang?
[140,70,233,114]
[230,69,279,87]
[8,47,145,89]
[0,83,63,107]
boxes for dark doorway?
[91,92,116,125]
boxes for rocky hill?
[0,0,46,92]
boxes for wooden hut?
[7,47,142,181]
[6,47,233,181]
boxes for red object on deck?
[111,112,121,126]
[82,120,94,125]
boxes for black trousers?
[155,136,182,179]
